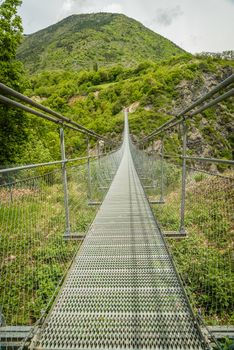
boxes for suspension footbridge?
[33,113,207,350]
[0,76,233,349]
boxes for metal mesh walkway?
[35,114,208,350]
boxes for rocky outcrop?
[128,102,140,113]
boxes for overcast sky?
[18,0,234,53]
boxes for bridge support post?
[141,144,144,169]
[60,128,71,237]
[87,137,92,202]
[179,120,187,235]
[160,137,164,202]
[97,141,101,167]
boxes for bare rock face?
[31,96,47,103]
[68,95,86,106]
[169,67,233,160]
[176,79,192,102]
[128,102,140,113]
[187,128,213,158]
[202,145,212,158]
[147,140,162,153]
[209,163,218,173]
[144,104,153,111]
[200,118,208,126]
[173,72,222,116]
[174,78,199,111]
[187,129,203,153]
[94,91,100,98]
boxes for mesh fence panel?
[131,143,234,326]
[0,167,76,326]
[169,166,234,325]
[0,149,122,328]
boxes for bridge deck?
[35,115,207,350]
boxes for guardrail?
[130,75,233,330]
[0,83,115,144]
[0,83,121,236]
[135,74,234,237]
[0,144,123,332]
[0,83,123,334]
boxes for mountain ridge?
[17,12,185,73]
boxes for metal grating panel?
[35,115,208,350]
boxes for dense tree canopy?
[0,0,22,61]
[17,13,185,74]
[0,0,29,165]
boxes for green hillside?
[17,13,185,73]
[1,2,234,331]
[18,54,233,166]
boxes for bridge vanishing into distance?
[33,113,207,350]
[0,76,233,350]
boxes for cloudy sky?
[19,0,234,53]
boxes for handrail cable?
[139,74,234,144]
[142,89,234,141]
[0,147,119,174]
[0,156,92,174]
[0,83,114,145]
[152,152,234,165]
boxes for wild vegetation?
[0,1,233,340]
[151,163,234,325]
[0,164,88,324]
[0,0,30,166]
[17,13,184,73]
[1,9,233,166]
[15,54,233,166]
[0,153,120,325]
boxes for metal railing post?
[179,120,187,235]
[7,173,13,203]
[60,128,71,236]
[97,141,101,166]
[160,137,164,202]
[87,137,92,201]
[142,144,145,174]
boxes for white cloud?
[58,0,94,19]
[103,3,124,13]
[59,0,77,18]
[63,0,73,12]
[19,0,234,53]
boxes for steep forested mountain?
[1,12,232,166]
[22,55,233,165]
[17,13,185,73]
[1,4,234,328]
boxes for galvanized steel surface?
[35,114,207,350]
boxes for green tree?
[0,0,29,165]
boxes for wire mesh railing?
[0,165,83,327]
[131,74,234,329]
[0,81,122,342]
[0,69,233,347]
[87,148,123,204]
[130,141,234,326]
[169,165,234,325]
[0,148,122,329]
